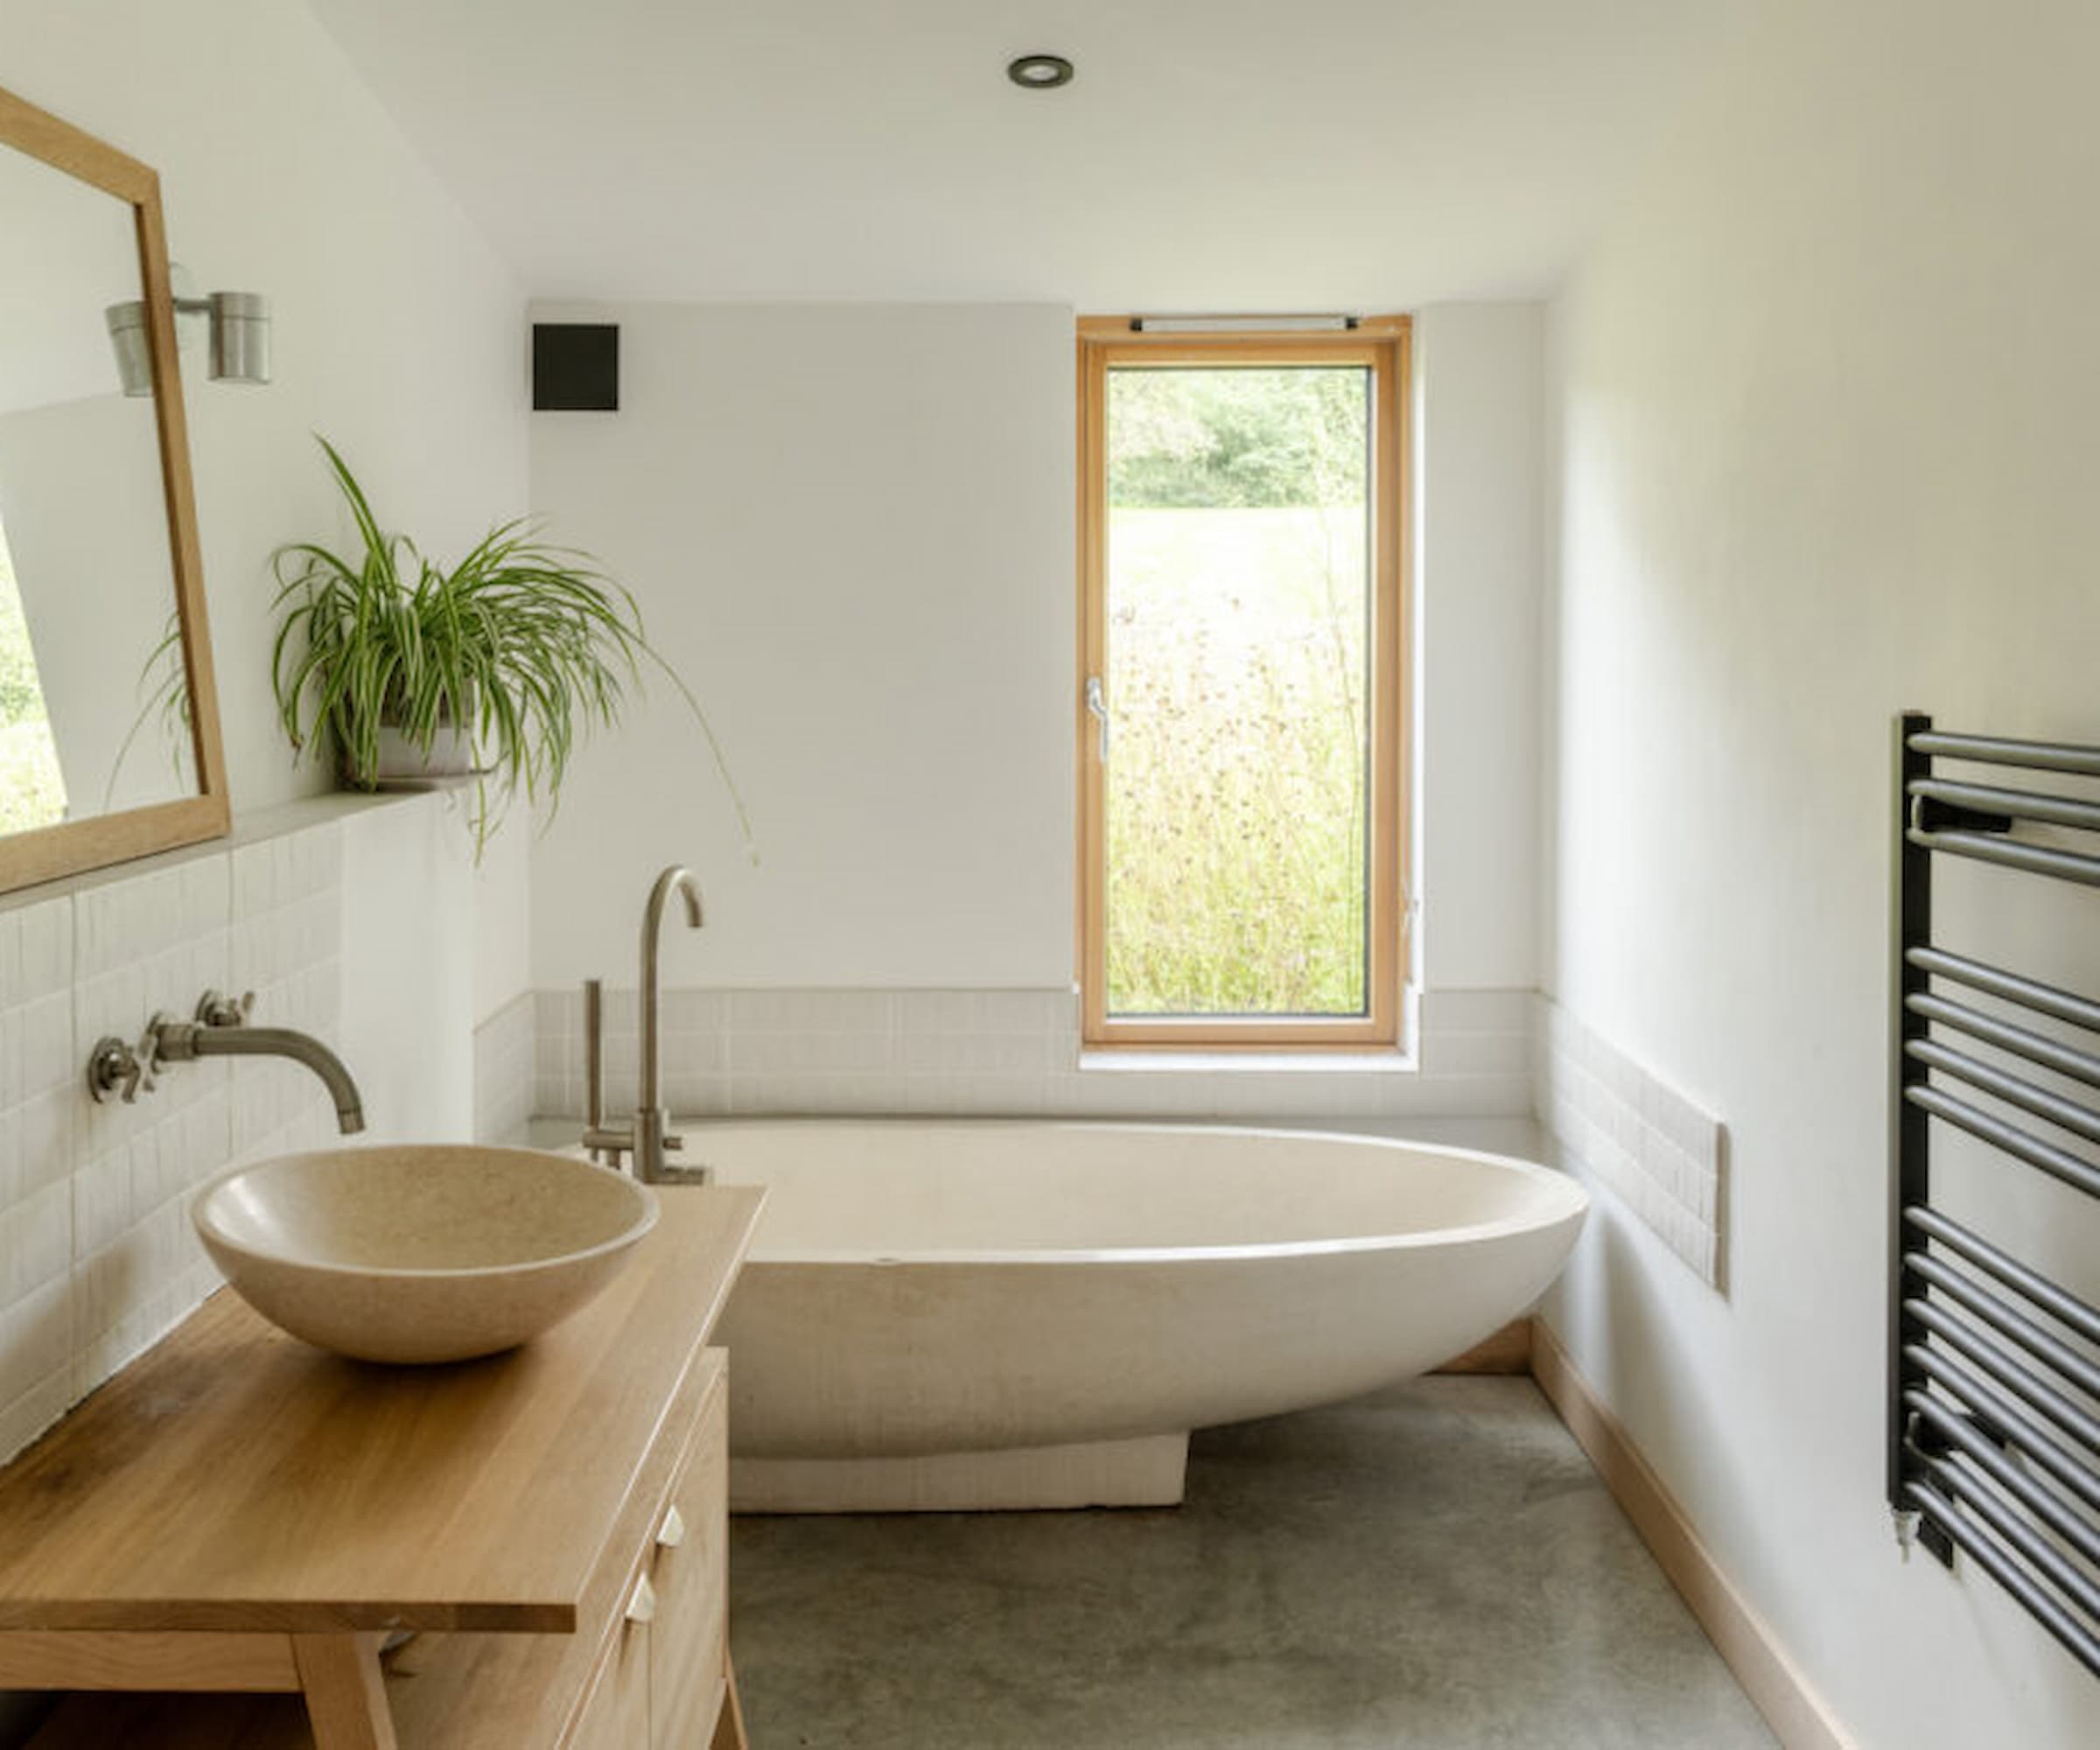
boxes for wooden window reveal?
[1076,316,1410,1049]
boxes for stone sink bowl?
[192,1145,660,1364]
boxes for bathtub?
[699,1119,1588,1512]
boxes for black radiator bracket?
[1914,795,2015,834]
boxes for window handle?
[1085,676,1110,762]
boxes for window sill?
[1077,1048,1419,1074]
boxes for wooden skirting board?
[1527,1321,1853,1750]
[1432,1318,1536,1376]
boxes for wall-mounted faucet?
[583,864,706,1183]
[88,990,366,1134]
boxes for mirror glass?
[0,139,193,836]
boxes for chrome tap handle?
[86,1027,157,1104]
[1085,675,1111,762]
[195,989,255,1028]
[86,1037,138,1104]
[136,1018,166,1085]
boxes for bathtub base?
[731,1433,1190,1514]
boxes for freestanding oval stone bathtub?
[704,1120,1587,1512]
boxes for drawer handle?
[657,1505,687,1550]
[626,1573,657,1625]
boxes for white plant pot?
[371,720,482,783]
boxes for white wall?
[528,302,1076,993]
[528,301,1542,1029]
[0,0,535,1021]
[472,825,531,1026]
[1541,1,2100,1744]
[340,799,476,1142]
[1415,305,1541,993]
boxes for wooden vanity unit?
[0,1186,765,1750]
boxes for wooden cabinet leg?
[292,1633,398,1750]
[710,1649,750,1750]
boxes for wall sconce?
[106,268,272,396]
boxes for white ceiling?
[309,0,1744,309]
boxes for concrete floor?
[729,1376,1775,1748]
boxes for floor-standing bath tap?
[583,865,705,1182]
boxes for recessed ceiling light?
[1007,53,1074,91]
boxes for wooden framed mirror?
[0,85,228,893]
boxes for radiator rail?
[1890,712,2100,1682]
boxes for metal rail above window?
[1891,711,2100,1680]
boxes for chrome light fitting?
[1007,52,1074,89]
[105,269,272,396]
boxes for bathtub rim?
[674,1116,1589,1268]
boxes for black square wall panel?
[533,324,619,411]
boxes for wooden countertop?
[0,1186,763,1638]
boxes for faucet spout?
[160,1022,367,1134]
[636,864,704,1180]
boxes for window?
[0,515,67,836]
[1076,317,1409,1048]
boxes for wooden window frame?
[1075,314,1411,1051]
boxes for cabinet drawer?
[569,1601,649,1750]
[649,1351,729,1747]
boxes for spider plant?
[102,615,191,813]
[271,438,748,852]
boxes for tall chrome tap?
[583,865,704,1183]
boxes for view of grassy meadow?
[1103,367,1373,1017]
[0,519,66,836]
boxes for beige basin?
[192,1145,660,1364]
